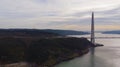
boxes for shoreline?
[0,37,93,67]
[1,48,89,67]
[52,49,89,67]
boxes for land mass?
[41,29,89,35]
[102,30,120,34]
[0,29,89,37]
[0,29,92,67]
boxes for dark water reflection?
[89,48,112,67]
[90,48,95,67]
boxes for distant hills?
[0,29,59,37]
[41,29,89,35]
[102,30,120,34]
[0,29,89,37]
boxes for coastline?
[52,48,89,67]
[39,48,89,67]
[0,37,93,67]
[1,48,89,67]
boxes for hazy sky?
[0,0,120,31]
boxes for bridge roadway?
[83,37,120,39]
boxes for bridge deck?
[84,37,120,39]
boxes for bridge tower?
[91,12,95,44]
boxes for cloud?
[95,25,120,31]
[0,0,120,31]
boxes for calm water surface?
[55,33,120,67]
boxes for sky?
[0,0,120,31]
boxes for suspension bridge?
[90,12,120,39]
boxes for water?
[55,33,120,67]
